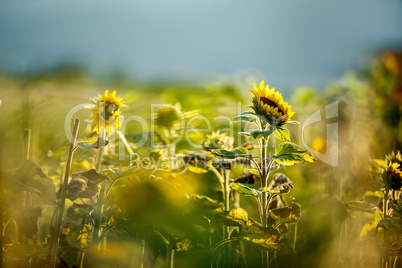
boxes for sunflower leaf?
[77,136,109,149]
[248,169,261,178]
[230,183,261,197]
[241,222,280,250]
[242,111,256,116]
[268,203,301,224]
[273,142,316,166]
[346,201,377,214]
[8,161,56,205]
[231,115,256,123]
[275,128,290,141]
[218,208,249,227]
[376,218,402,231]
[250,127,275,139]
[213,147,252,159]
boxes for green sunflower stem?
[222,167,231,266]
[50,119,80,268]
[92,181,107,254]
[260,136,270,268]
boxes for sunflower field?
[0,53,402,268]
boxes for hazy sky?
[1,0,402,89]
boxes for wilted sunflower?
[91,90,124,134]
[249,80,295,126]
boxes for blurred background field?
[1,1,402,268]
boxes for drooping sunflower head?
[249,80,295,126]
[202,131,234,152]
[91,90,124,134]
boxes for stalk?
[168,247,175,268]
[260,136,269,268]
[50,119,80,268]
[96,147,104,171]
[140,239,146,268]
[223,168,231,266]
[92,182,107,252]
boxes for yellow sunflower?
[386,162,402,190]
[91,90,124,134]
[202,130,234,152]
[249,80,295,126]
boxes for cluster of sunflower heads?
[90,90,124,134]
[248,80,295,127]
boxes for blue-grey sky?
[0,0,402,89]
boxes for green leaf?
[77,136,109,149]
[248,169,261,178]
[261,187,280,194]
[273,142,316,166]
[102,168,123,180]
[218,207,248,227]
[241,111,256,116]
[389,202,402,218]
[119,167,141,178]
[250,127,275,139]
[286,121,301,124]
[346,201,377,214]
[213,147,252,159]
[228,207,248,222]
[239,132,251,136]
[269,203,301,224]
[9,161,56,205]
[376,218,402,231]
[72,169,109,185]
[231,115,256,123]
[230,183,261,197]
[187,165,209,174]
[241,221,280,249]
[188,195,221,211]
[275,128,290,141]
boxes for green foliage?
[345,201,377,214]
[8,160,56,205]
[274,142,316,166]
[274,128,290,141]
[230,183,261,197]
[241,222,280,250]
[77,136,109,149]
[269,203,301,224]
[212,147,252,159]
[231,114,256,123]
[250,127,276,139]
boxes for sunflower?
[249,80,295,126]
[386,162,402,190]
[91,90,124,134]
[202,131,234,152]
[154,104,181,129]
